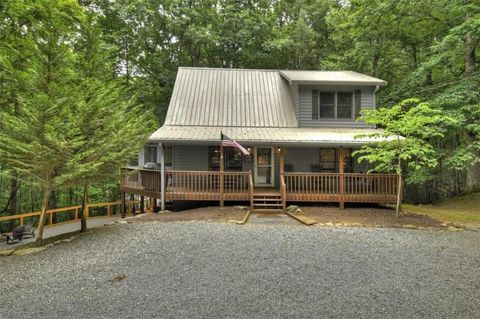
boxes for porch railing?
[121,168,252,202]
[121,168,399,206]
[282,172,398,203]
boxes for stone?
[334,223,343,227]
[0,249,14,256]
[440,223,448,227]
[13,246,47,255]
[286,205,299,213]
[295,208,302,213]
[325,222,334,227]
[117,220,128,224]
[447,226,463,232]
[402,224,418,229]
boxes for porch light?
[277,147,281,152]
[247,146,251,152]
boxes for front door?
[254,147,274,187]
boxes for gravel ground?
[1,221,479,319]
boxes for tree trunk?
[49,190,57,223]
[9,177,18,215]
[81,180,89,232]
[465,32,477,74]
[396,171,402,217]
[35,187,51,243]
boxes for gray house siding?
[298,85,376,128]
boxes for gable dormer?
[279,71,387,128]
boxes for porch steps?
[252,193,283,212]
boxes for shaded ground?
[403,192,480,226]
[126,206,247,223]
[1,222,479,319]
[297,204,444,228]
[0,216,119,251]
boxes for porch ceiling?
[148,125,397,146]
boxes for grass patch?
[403,192,480,224]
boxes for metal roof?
[164,67,298,127]
[149,126,394,146]
[279,70,387,86]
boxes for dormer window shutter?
[354,90,362,119]
[312,89,319,120]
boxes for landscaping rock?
[12,246,47,255]
[402,224,417,229]
[286,205,299,213]
[117,220,128,224]
[324,222,334,227]
[447,226,463,232]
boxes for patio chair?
[1,225,25,244]
[22,224,35,239]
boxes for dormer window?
[312,90,356,120]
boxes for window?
[337,92,353,118]
[144,146,157,163]
[319,148,337,172]
[209,146,221,171]
[209,146,243,171]
[312,91,355,120]
[164,146,173,167]
[320,92,335,118]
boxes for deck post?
[130,194,135,215]
[339,148,345,209]
[220,144,224,207]
[121,192,126,218]
[159,143,166,211]
[140,195,145,214]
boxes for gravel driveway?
[1,222,479,319]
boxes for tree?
[0,0,84,241]
[61,11,155,232]
[354,99,457,215]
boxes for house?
[120,67,399,212]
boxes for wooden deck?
[121,168,400,209]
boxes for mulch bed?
[299,203,444,228]
[125,206,247,223]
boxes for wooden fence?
[0,201,138,232]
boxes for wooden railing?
[283,172,398,203]
[0,201,138,232]
[121,168,252,202]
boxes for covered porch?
[120,145,400,211]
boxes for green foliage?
[354,99,457,183]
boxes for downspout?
[373,84,380,129]
[159,142,165,211]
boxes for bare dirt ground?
[126,206,247,223]
[127,204,444,229]
[297,203,444,228]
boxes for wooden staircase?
[252,193,283,212]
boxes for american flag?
[220,132,250,156]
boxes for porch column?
[279,147,285,175]
[338,148,345,209]
[219,144,224,207]
[140,195,145,214]
[159,143,165,211]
